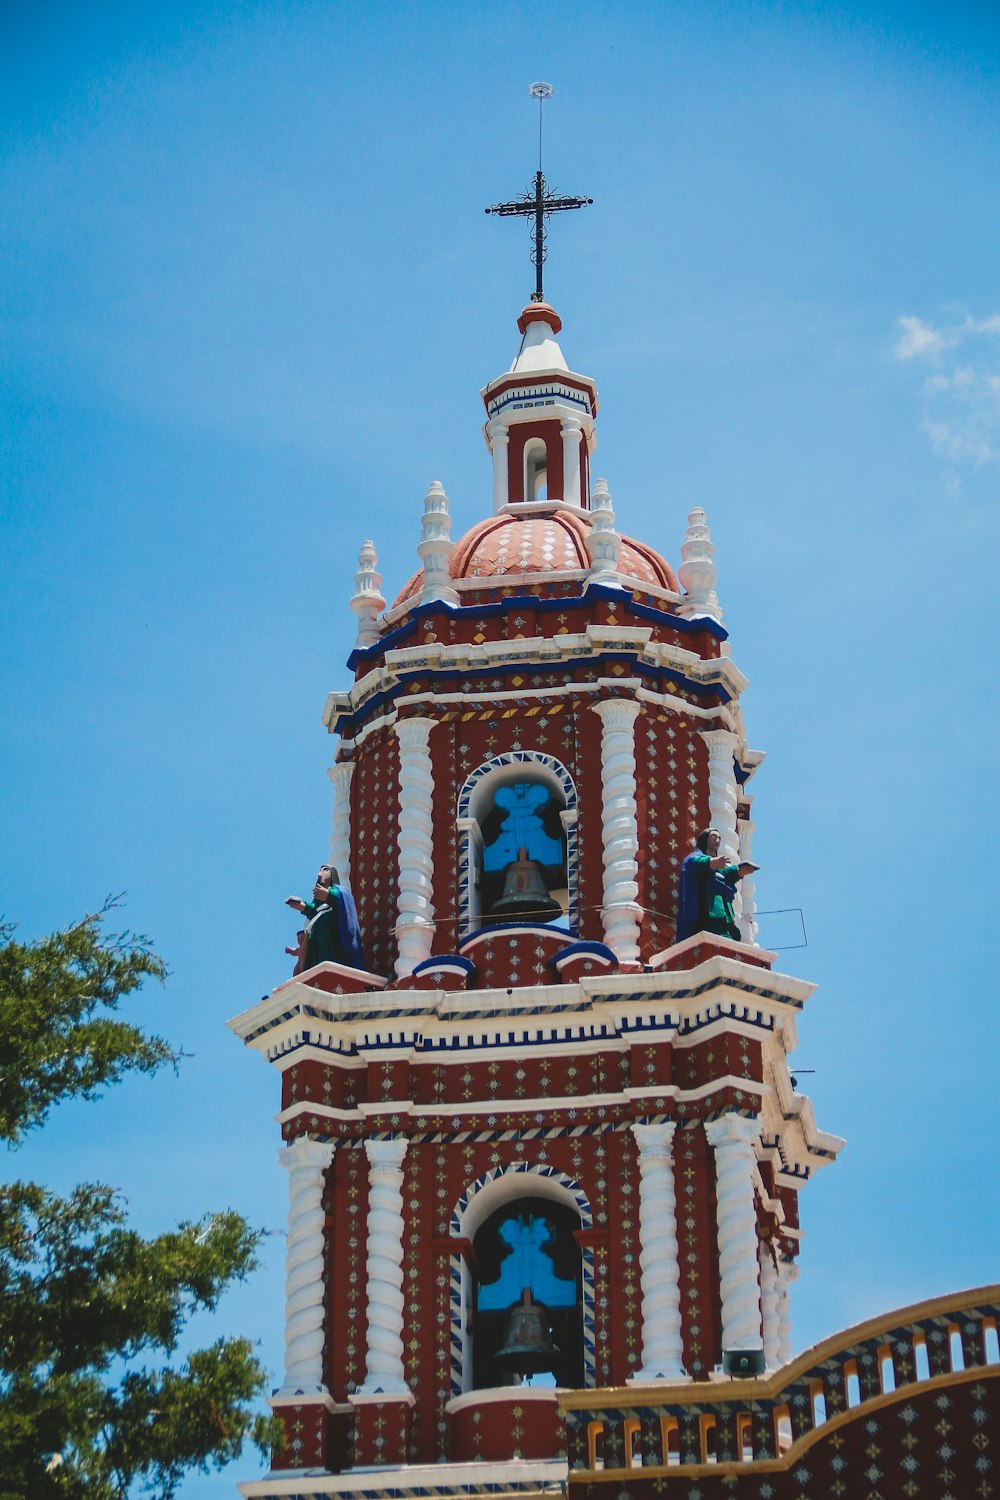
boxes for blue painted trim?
[349,585,728,673]
[332,651,732,737]
[458,922,574,952]
[412,953,476,977]
[553,940,617,968]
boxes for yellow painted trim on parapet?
[559,1281,1000,1411]
[568,1363,1000,1484]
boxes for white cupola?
[481,304,598,515]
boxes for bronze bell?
[494,1289,561,1377]
[490,848,562,923]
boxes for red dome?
[393,509,678,605]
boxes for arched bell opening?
[449,1166,595,1398]
[473,1197,583,1390]
[524,438,549,502]
[456,753,579,939]
[481,781,567,923]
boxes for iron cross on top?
[486,82,593,304]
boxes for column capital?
[560,414,583,435]
[486,417,509,443]
[779,1257,800,1285]
[630,1120,677,1160]
[364,1135,409,1172]
[393,715,437,749]
[327,759,354,788]
[592,697,642,730]
[705,1112,762,1149]
[280,1136,336,1173]
[700,727,739,758]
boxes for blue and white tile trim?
[448,1163,596,1398]
[244,1465,567,1500]
[456,752,579,941]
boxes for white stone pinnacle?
[586,477,623,587]
[418,481,458,605]
[677,506,722,622]
[349,540,386,649]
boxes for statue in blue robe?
[677,829,757,943]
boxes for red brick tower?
[230,301,842,1500]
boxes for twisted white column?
[561,416,583,506]
[360,1137,410,1396]
[776,1257,798,1366]
[737,811,758,945]
[487,420,509,512]
[592,699,642,964]
[279,1136,336,1393]
[705,1113,764,1355]
[700,729,742,929]
[393,716,436,978]
[760,1246,781,1370]
[630,1123,685,1381]
[328,759,355,892]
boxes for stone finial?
[417,481,458,606]
[677,506,722,621]
[585,477,623,587]
[349,539,386,649]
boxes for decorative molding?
[630,1122,685,1381]
[592,699,642,964]
[277,1137,336,1394]
[359,1136,410,1397]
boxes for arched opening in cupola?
[456,752,578,938]
[523,438,549,502]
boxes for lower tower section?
[230,930,840,1494]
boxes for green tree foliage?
[0,908,275,1498]
[0,903,174,1145]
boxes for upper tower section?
[482,302,598,513]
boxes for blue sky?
[2,1,998,1494]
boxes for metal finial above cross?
[485,82,593,304]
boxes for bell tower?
[229,292,842,1500]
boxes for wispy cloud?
[894,311,1000,467]
[895,316,953,360]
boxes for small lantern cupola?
[481,304,598,515]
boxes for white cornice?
[323,630,746,735]
[228,954,816,1056]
